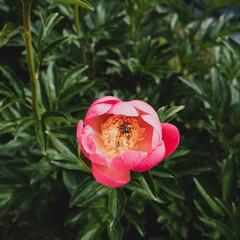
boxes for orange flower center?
[100,115,145,158]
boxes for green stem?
[21,0,40,121]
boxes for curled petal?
[108,102,140,116]
[91,96,121,107]
[141,114,162,137]
[132,142,165,172]
[92,163,130,187]
[85,103,112,121]
[109,150,147,171]
[80,125,108,165]
[161,123,180,158]
[129,100,159,121]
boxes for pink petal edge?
[161,123,180,158]
[92,163,130,187]
[80,125,108,165]
[108,101,140,116]
[76,120,83,141]
[109,150,148,171]
[132,142,165,172]
[90,96,121,107]
[85,103,112,121]
[129,100,159,121]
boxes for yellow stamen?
[100,115,145,158]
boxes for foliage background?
[0,0,240,239]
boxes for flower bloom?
[77,96,180,187]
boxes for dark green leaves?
[108,188,127,229]
[69,177,110,207]
[135,171,158,202]
[194,178,222,216]
[55,0,94,10]
[222,156,236,202]
[0,22,24,48]
[157,105,185,123]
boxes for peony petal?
[80,125,108,165]
[90,96,121,107]
[129,100,159,121]
[85,103,112,121]
[92,163,130,187]
[141,114,162,137]
[132,142,165,172]
[109,150,148,171]
[76,120,84,141]
[161,123,180,158]
[108,102,140,116]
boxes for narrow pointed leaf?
[46,126,76,139]
[55,0,94,10]
[0,22,24,48]
[35,121,47,155]
[108,188,127,229]
[107,222,123,240]
[194,178,222,215]
[222,155,236,202]
[135,171,158,201]
[14,116,36,140]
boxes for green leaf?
[55,0,94,10]
[211,68,231,115]
[62,169,86,195]
[41,36,70,62]
[37,12,64,50]
[157,178,185,200]
[0,82,16,97]
[14,116,36,140]
[165,146,190,160]
[59,80,94,105]
[0,97,27,112]
[0,66,25,98]
[51,158,87,171]
[30,157,56,184]
[76,222,105,240]
[124,209,145,237]
[158,105,185,123]
[179,76,208,96]
[222,155,236,202]
[150,166,175,178]
[222,37,240,57]
[135,171,158,201]
[199,217,235,240]
[0,22,24,48]
[65,208,102,226]
[46,126,76,139]
[69,177,110,207]
[107,222,123,240]
[124,181,165,203]
[168,158,211,176]
[53,138,79,162]
[59,65,88,95]
[108,188,127,229]
[42,111,70,124]
[35,121,47,155]
[194,178,222,215]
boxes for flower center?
[100,115,145,158]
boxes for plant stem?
[21,0,40,121]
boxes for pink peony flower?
[76,96,180,187]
